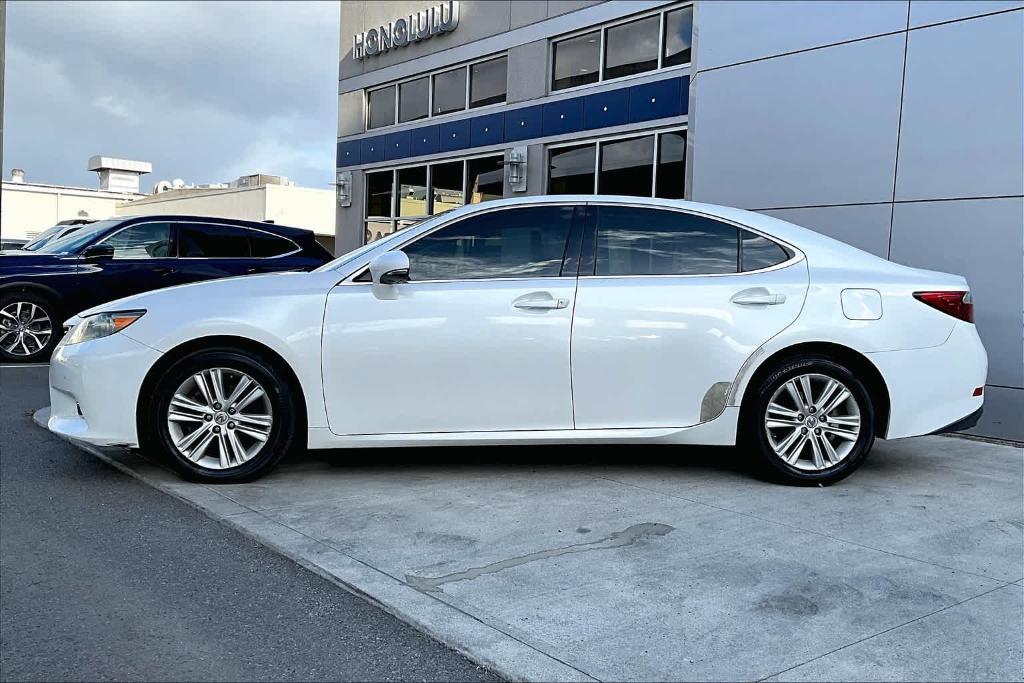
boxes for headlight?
[65,310,146,345]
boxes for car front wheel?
[145,348,299,482]
[0,292,60,363]
[747,355,875,485]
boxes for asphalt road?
[0,365,499,682]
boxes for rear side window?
[250,231,297,257]
[178,224,253,257]
[741,230,791,271]
[594,206,738,276]
[402,206,574,281]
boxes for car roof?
[113,215,314,238]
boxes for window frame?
[172,221,301,260]
[577,202,803,279]
[363,52,507,132]
[547,126,689,198]
[549,2,692,95]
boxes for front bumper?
[48,333,162,447]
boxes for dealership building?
[336,0,1023,440]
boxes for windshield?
[35,219,122,254]
[24,224,80,251]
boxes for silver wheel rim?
[765,373,862,471]
[166,368,273,470]
[0,302,53,357]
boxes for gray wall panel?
[507,40,549,104]
[895,11,1024,201]
[760,204,893,258]
[511,1,548,29]
[890,197,1024,390]
[694,1,908,71]
[690,34,905,209]
[909,0,1024,28]
[337,91,365,137]
[965,385,1023,441]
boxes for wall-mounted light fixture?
[506,146,528,193]
[335,170,352,207]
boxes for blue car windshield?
[34,220,122,254]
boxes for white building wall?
[0,182,134,240]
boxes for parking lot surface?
[22,366,1024,682]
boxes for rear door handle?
[513,293,570,310]
[731,288,786,306]
[152,266,176,276]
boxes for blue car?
[0,215,333,362]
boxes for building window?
[433,68,467,116]
[603,15,660,80]
[398,77,429,124]
[367,85,396,130]
[364,54,506,130]
[663,6,694,68]
[551,3,693,92]
[469,56,507,108]
[547,128,687,198]
[551,31,600,91]
[363,154,505,243]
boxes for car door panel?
[80,222,185,305]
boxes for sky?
[3,0,339,191]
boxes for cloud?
[2,0,339,189]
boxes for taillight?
[913,290,974,323]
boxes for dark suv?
[0,215,333,362]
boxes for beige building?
[117,176,337,252]
[1,173,140,242]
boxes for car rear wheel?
[747,355,875,485]
[145,348,298,482]
[0,292,60,363]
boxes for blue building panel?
[471,112,505,147]
[583,89,630,129]
[542,97,585,136]
[628,77,684,123]
[439,118,472,152]
[409,125,439,157]
[337,141,361,168]
[360,136,385,164]
[384,130,412,161]
[505,106,543,141]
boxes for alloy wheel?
[764,372,862,471]
[166,367,274,470]
[0,301,53,357]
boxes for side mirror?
[82,244,115,260]
[369,250,410,285]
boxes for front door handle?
[513,293,570,310]
[731,288,786,306]
[152,266,176,276]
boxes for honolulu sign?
[353,1,460,60]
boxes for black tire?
[0,291,62,363]
[143,347,299,483]
[744,355,875,486]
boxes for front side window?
[741,230,791,271]
[178,224,253,258]
[102,222,172,258]
[549,143,596,194]
[432,68,466,115]
[367,85,396,129]
[402,205,574,281]
[469,56,507,108]
[603,15,660,80]
[594,206,738,276]
[398,77,429,123]
[599,135,654,196]
[552,30,600,91]
[663,6,694,68]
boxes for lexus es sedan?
[0,215,332,362]
[46,196,987,485]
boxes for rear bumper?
[930,405,984,435]
[867,322,987,439]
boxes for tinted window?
[398,77,429,123]
[367,85,396,129]
[102,223,173,258]
[467,155,503,204]
[599,135,654,196]
[549,143,596,194]
[432,68,466,115]
[402,206,573,281]
[663,6,694,67]
[604,15,660,80]
[250,231,296,257]
[432,161,464,214]
[656,130,686,199]
[552,31,600,91]
[179,224,254,257]
[469,56,507,108]
[398,166,428,217]
[595,206,738,276]
[366,171,393,217]
[741,230,790,271]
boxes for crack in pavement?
[405,522,675,593]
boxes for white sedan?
[47,196,987,485]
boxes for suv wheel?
[0,292,60,363]
[747,355,875,485]
[144,348,298,482]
